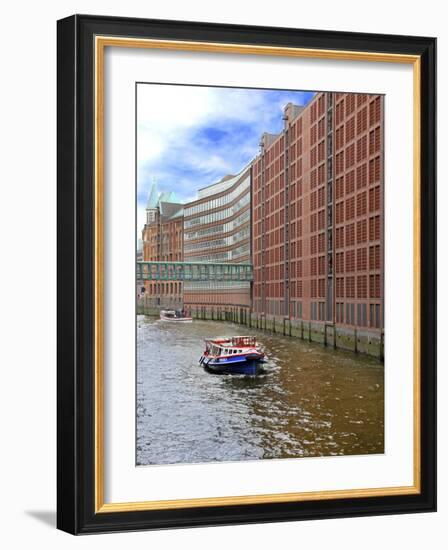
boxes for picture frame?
[57,14,436,534]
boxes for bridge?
[136,261,253,282]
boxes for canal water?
[137,315,384,466]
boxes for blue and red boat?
[199,336,266,375]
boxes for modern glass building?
[183,166,252,317]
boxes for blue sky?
[137,84,315,235]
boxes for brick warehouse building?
[252,93,384,355]
[141,184,184,308]
[183,167,252,318]
[139,92,384,356]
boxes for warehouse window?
[311,302,317,321]
[370,304,381,328]
[357,303,367,326]
[319,302,325,321]
[346,303,355,325]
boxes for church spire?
[146,180,159,209]
[146,179,159,224]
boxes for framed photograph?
[57,14,436,534]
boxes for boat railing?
[204,336,258,350]
[231,336,257,347]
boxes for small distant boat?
[199,336,265,375]
[160,309,193,322]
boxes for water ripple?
[137,316,384,466]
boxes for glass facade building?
[183,168,252,315]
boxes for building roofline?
[197,163,251,195]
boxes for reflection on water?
[136,316,384,465]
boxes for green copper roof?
[147,186,180,210]
[146,183,159,209]
[159,191,178,204]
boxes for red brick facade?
[252,93,384,332]
[142,197,184,306]
[139,92,384,336]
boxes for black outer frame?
[57,14,436,535]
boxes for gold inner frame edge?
[94,35,421,513]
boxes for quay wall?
[137,299,383,360]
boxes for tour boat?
[199,336,265,375]
[159,309,193,322]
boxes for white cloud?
[136,84,314,240]
[136,85,281,180]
